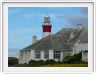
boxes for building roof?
[56,28,88,43]
[20,27,87,52]
[78,28,88,43]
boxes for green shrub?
[28,60,45,66]
[73,52,82,61]
[37,60,45,65]
[62,56,73,64]
[8,57,18,66]
[29,60,36,64]
[28,59,57,66]
[45,59,56,65]
[62,52,82,64]
[57,60,61,64]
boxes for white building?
[19,14,88,64]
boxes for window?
[44,50,49,59]
[54,50,61,59]
[35,50,41,59]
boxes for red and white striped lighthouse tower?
[42,14,52,38]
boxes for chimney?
[78,24,82,31]
[32,36,37,44]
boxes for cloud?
[65,14,88,28]
[51,12,88,29]
[51,14,87,29]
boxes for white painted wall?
[41,50,44,60]
[30,49,35,60]
[49,50,53,59]
[43,32,51,38]
[25,50,31,64]
[60,51,64,61]
[19,52,23,64]
[22,50,26,63]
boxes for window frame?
[53,50,61,59]
[35,50,41,59]
[44,50,49,59]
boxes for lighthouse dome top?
[44,13,50,17]
[44,13,50,23]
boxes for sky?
[8,7,88,56]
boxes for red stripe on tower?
[42,25,52,32]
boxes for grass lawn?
[41,64,88,67]
[10,63,88,67]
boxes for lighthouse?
[42,14,52,38]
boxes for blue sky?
[8,7,88,54]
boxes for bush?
[28,59,57,66]
[62,56,73,64]
[28,60,45,66]
[73,52,82,61]
[62,52,83,64]
[57,60,61,64]
[8,57,18,66]
[35,60,45,65]
[45,59,56,65]
[37,60,45,65]
[29,60,36,64]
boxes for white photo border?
[4,72,93,74]
[2,0,93,3]
[93,1,95,72]
[0,1,2,72]
[2,2,94,73]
